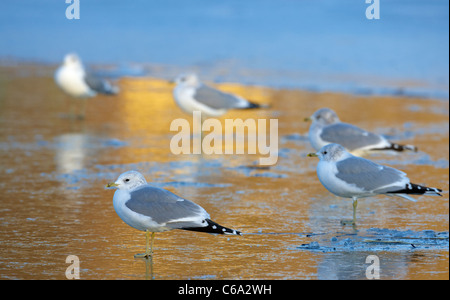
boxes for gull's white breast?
[309,125,326,151]
[316,160,368,198]
[55,66,94,98]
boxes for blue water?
[0,0,448,98]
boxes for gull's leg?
[135,230,153,258]
[67,98,76,120]
[149,232,155,256]
[340,197,358,226]
[143,253,154,280]
[352,198,358,224]
[78,98,87,120]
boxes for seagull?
[308,143,442,225]
[54,53,119,118]
[106,170,241,258]
[305,108,418,155]
[172,73,268,117]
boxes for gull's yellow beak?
[304,117,311,122]
[307,152,318,157]
[106,182,119,188]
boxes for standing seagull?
[54,53,119,119]
[306,108,417,155]
[308,143,442,225]
[106,170,241,258]
[172,73,268,117]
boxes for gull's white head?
[309,108,340,125]
[106,170,148,191]
[309,143,349,162]
[174,73,200,87]
[62,53,83,68]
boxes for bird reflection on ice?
[54,132,89,175]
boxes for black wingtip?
[375,143,418,152]
[102,85,120,95]
[182,219,241,235]
[388,183,442,196]
[243,101,270,109]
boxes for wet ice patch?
[281,133,308,145]
[49,158,235,190]
[100,138,128,148]
[159,181,231,189]
[297,228,449,252]
[228,164,288,179]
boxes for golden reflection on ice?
[0,66,448,279]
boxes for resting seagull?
[308,143,442,225]
[106,170,241,258]
[54,53,119,118]
[172,73,267,117]
[306,108,417,156]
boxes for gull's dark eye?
[124,178,130,183]
[323,151,327,155]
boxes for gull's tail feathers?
[182,219,241,235]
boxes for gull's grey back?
[335,157,406,192]
[125,185,208,227]
[194,84,244,109]
[84,73,118,95]
[321,123,383,151]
